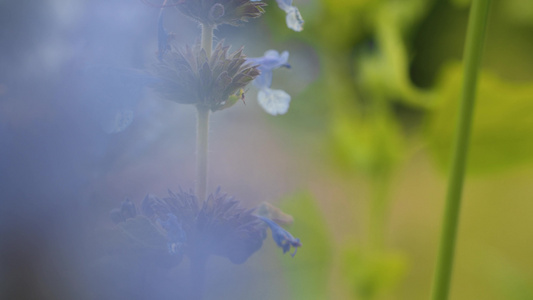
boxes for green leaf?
[426,63,533,174]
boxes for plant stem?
[195,23,214,203]
[201,23,214,57]
[430,1,491,299]
[196,106,209,203]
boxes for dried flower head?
[142,188,267,264]
[152,41,260,111]
[176,0,266,26]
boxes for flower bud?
[144,188,267,264]
[209,3,225,21]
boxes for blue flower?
[257,216,301,257]
[251,0,304,31]
[158,213,187,254]
[248,50,292,115]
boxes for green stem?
[430,1,491,299]
[201,23,214,58]
[194,23,214,203]
[196,106,209,203]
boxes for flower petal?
[285,6,304,32]
[275,0,293,11]
[248,50,290,90]
[257,216,301,257]
[248,50,290,70]
[253,69,273,90]
[257,88,291,115]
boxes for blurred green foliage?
[342,245,408,300]
[258,0,533,298]
[278,192,332,300]
[481,250,533,300]
[427,63,533,174]
[265,0,533,176]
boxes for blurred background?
[1,0,533,299]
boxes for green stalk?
[195,24,214,203]
[195,106,209,203]
[201,23,213,57]
[430,1,491,299]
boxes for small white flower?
[284,6,304,32]
[258,88,291,115]
[275,0,304,31]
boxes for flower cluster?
[152,42,260,111]
[152,0,304,115]
[105,2,306,292]
[110,188,302,263]
[141,188,268,264]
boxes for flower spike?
[141,188,267,264]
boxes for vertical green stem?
[195,24,214,203]
[196,106,209,203]
[201,23,213,57]
[430,1,491,299]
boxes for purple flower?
[248,50,292,115]
[257,216,301,257]
[153,42,260,111]
[142,188,267,264]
